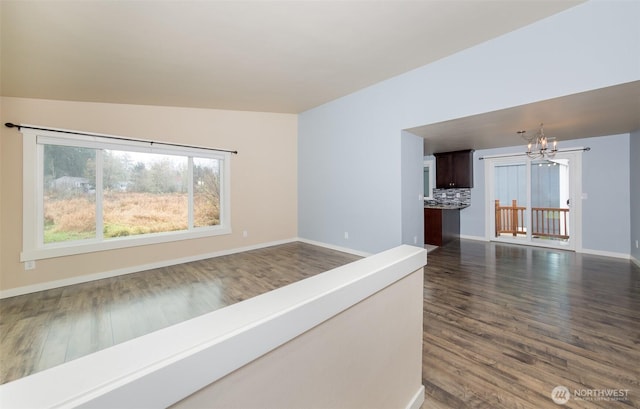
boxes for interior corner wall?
[630,129,640,263]
[297,1,639,255]
[0,97,298,293]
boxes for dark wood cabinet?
[434,149,474,188]
[424,208,460,246]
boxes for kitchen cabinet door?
[434,150,474,188]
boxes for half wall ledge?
[0,244,427,409]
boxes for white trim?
[490,237,575,251]
[23,131,38,260]
[2,238,298,299]
[407,385,426,409]
[21,227,232,261]
[460,236,634,261]
[579,248,631,260]
[95,150,105,241]
[297,237,372,257]
[568,151,583,252]
[0,245,427,409]
[459,234,488,242]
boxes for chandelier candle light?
[519,123,558,159]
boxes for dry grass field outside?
[44,192,219,243]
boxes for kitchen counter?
[424,203,469,210]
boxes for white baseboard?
[579,248,631,260]
[632,255,640,268]
[0,238,299,299]
[459,234,488,242]
[407,385,425,409]
[296,237,371,257]
[461,236,634,261]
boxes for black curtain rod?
[478,147,590,160]
[4,123,238,155]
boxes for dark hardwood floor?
[1,239,639,409]
[422,240,640,409]
[0,242,360,384]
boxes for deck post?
[511,200,518,236]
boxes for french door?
[485,151,582,251]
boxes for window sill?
[21,226,231,262]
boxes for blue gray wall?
[298,1,640,255]
[401,131,425,248]
[631,129,640,264]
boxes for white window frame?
[21,127,231,262]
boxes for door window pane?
[494,163,527,239]
[531,159,570,242]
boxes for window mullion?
[188,157,194,230]
[36,143,45,247]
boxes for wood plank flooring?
[1,239,639,409]
[422,240,640,409]
[0,242,360,384]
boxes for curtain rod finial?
[5,122,18,129]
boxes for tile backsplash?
[426,188,471,206]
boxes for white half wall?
[0,245,427,409]
[174,265,425,409]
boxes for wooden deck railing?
[495,200,526,237]
[531,207,570,239]
[495,200,569,240]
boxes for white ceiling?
[410,80,640,155]
[2,0,638,154]
[2,0,581,113]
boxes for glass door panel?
[493,162,528,241]
[531,158,570,246]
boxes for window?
[423,159,435,200]
[22,128,231,261]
